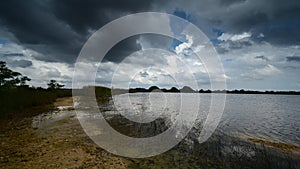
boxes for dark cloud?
[214,39,253,54]
[0,0,157,64]
[139,71,149,77]
[219,0,247,6]
[9,59,32,68]
[228,40,252,50]
[0,0,83,63]
[0,0,299,65]
[103,34,173,63]
[255,55,269,61]
[50,0,157,34]
[103,35,141,63]
[286,56,300,62]
[3,53,24,57]
[255,7,300,45]
[162,0,300,45]
[215,47,229,54]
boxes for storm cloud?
[0,0,299,90]
[0,0,158,63]
[255,55,269,62]
[0,0,299,64]
[9,59,32,68]
[286,56,300,62]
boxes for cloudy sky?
[0,0,299,90]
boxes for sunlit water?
[219,94,300,146]
[110,93,300,146]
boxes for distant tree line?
[129,86,300,95]
[129,86,197,93]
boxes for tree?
[20,76,31,86]
[169,87,180,93]
[0,61,31,88]
[47,80,64,90]
[180,86,196,93]
[148,86,159,92]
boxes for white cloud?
[258,33,265,38]
[0,41,74,88]
[241,64,282,80]
[1,29,299,90]
[218,32,252,42]
[219,40,300,90]
[255,64,282,76]
[175,35,193,54]
[106,47,205,89]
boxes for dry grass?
[54,97,74,107]
[248,137,300,152]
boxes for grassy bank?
[0,87,72,120]
[0,86,114,120]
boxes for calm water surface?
[112,93,300,145]
[219,94,300,145]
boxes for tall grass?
[0,87,71,120]
[0,86,113,120]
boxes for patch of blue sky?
[170,9,191,50]
[210,28,224,45]
[212,28,224,37]
[0,39,8,44]
[210,38,221,45]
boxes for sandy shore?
[0,97,132,169]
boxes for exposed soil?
[0,97,131,169]
[54,97,74,107]
[248,137,300,153]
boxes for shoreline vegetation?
[0,87,72,121]
[125,85,300,95]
